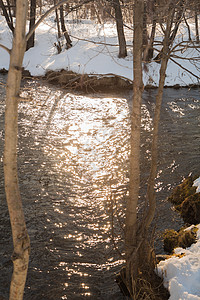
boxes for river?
[0,74,199,299]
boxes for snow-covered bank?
[157,224,200,300]
[0,15,199,87]
[157,178,200,300]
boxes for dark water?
[0,74,199,299]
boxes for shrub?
[168,175,200,224]
[181,194,200,224]
[163,227,197,253]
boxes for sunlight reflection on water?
[1,76,199,299]
[18,84,133,299]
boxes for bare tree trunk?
[27,0,36,50]
[11,0,16,17]
[125,0,144,294]
[140,9,173,233]
[60,4,72,48]
[143,0,148,48]
[143,0,156,61]
[3,0,30,299]
[184,13,192,41]
[112,0,127,58]
[125,3,178,297]
[194,6,199,43]
[154,0,184,62]
[54,1,61,39]
[0,0,15,33]
[54,0,62,53]
[39,0,42,15]
[6,0,13,27]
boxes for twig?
[170,54,200,61]
[0,43,11,54]
[169,56,200,80]
[69,34,133,48]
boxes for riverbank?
[0,15,200,90]
[1,67,199,93]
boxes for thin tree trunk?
[11,0,16,17]
[27,0,36,50]
[112,0,127,58]
[183,13,192,41]
[0,0,15,33]
[143,0,148,48]
[125,0,144,293]
[141,11,173,233]
[54,0,62,53]
[154,0,184,62]
[3,0,30,299]
[54,0,61,39]
[39,0,42,15]
[60,4,72,48]
[143,0,156,61]
[6,0,13,27]
[195,7,199,43]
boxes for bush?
[163,227,197,253]
[163,229,179,253]
[168,176,197,210]
[181,194,200,224]
[168,175,200,224]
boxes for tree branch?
[26,0,92,42]
[69,34,133,47]
[169,56,200,80]
[0,43,11,54]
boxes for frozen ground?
[0,14,200,86]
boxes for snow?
[157,224,200,300]
[194,177,200,193]
[156,177,200,300]
[0,14,200,86]
[0,11,200,299]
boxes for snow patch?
[157,224,200,300]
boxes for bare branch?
[169,56,200,80]
[70,34,132,48]
[26,0,93,42]
[171,54,200,61]
[0,43,11,54]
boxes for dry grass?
[116,265,170,300]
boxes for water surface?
[0,75,199,299]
